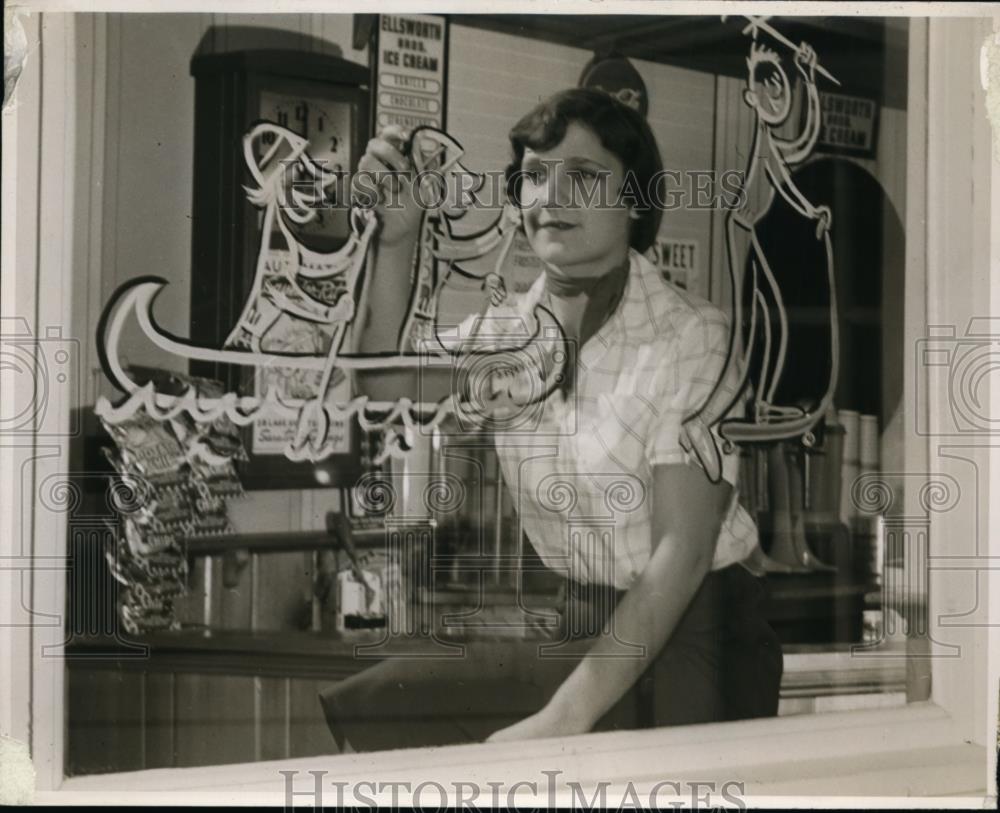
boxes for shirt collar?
[522,248,661,348]
[622,248,662,344]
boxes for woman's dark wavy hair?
[505,87,665,254]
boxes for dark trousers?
[318,563,783,752]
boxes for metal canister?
[838,409,861,527]
[807,406,844,526]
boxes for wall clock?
[189,47,370,489]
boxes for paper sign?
[250,248,353,455]
[817,91,878,155]
[650,237,700,292]
[375,14,447,131]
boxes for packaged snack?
[103,448,195,535]
[149,368,248,463]
[105,529,188,636]
[121,602,180,635]
[101,410,188,483]
[188,455,246,501]
[185,477,235,538]
[161,371,248,503]
[122,514,176,557]
[98,366,252,633]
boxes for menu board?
[374,14,448,131]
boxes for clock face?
[258,90,354,245]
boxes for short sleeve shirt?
[455,248,758,590]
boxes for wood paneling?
[173,673,256,767]
[256,676,290,761]
[289,678,339,758]
[68,667,340,774]
[173,557,208,628]
[143,672,175,768]
[67,669,144,775]
[255,553,315,632]
[634,56,715,277]
[213,552,253,631]
[65,636,911,775]
[67,645,349,773]
[447,23,583,176]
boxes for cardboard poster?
[375,14,448,131]
[249,248,353,456]
[650,237,702,296]
[816,91,879,157]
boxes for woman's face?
[518,121,633,279]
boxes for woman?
[320,89,782,751]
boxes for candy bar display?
[103,525,187,635]
[132,366,248,503]
[102,448,194,537]
[98,370,247,635]
[184,476,234,538]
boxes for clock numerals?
[295,102,310,139]
[256,91,353,238]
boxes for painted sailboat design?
[97,15,839,471]
[96,121,568,463]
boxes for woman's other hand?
[485,272,507,306]
[352,124,424,247]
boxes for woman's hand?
[484,272,507,306]
[349,125,427,358]
[485,703,588,743]
[352,124,424,247]
[537,463,731,731]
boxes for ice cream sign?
[816,90,878,157]
[375,14,448,130]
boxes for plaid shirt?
[456,248,758,589]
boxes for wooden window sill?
[52,702,988,802]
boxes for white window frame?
[2,9,997,805]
